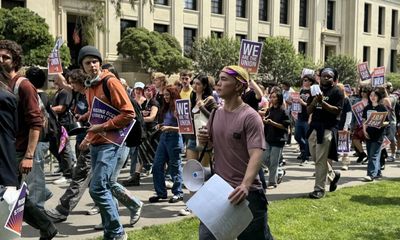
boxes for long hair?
[190,73,213,109]
[367,88,383,106]
[160,85,180,119]
[270,90,284,108]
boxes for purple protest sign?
[4,182,28,236]
[338,131,350,153]
[239,39,263,74]
[89,97,135,147]
[176,99,194,134]
[58,126,69,153]
[357,62,371,81]
[371,66,385,87]
[351,101,366,126]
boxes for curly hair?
[69,69,90,85]
[0,40,23,71]
[26,66,46,89]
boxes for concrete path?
[21,143,400,240]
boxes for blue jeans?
[152,132,183,198]
[89,144,124,239]
[111,145,142,215]
[263,142,283,185]
[129,146,139,176]
[366,140,382,178]
[295,120,310,157]
[26,141,52,209]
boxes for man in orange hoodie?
[77,46,134,240]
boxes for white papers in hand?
[311,84,322,96]
[187,174,253,240]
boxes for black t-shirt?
[53,88,73,126]
[0,88,19,186]
[298,88,312,121]
[309,85,344,129]
[73,92,89,143]
[38,91,50,142]
[264,106,290,147]
[141,98,159,130]
[338,97,352,130]
[242,89,261,111]
[362,104,388,141]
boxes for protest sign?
[48,37,64,75]
[301,68,315,78]
[58,126,69,153]
[89,97,135,146]
[351,101,366,126]
[381,136,391,150]
[239,39,263,74]
[176,99,194,134]
[310,84,322,96]
[344,84,352,95]
[371,66,385,87]
[357,62,371,81]
[338,131,351,153]
[365,111,388,128]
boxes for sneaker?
[45,208,67,223]
[86,205,100,215]
[266,183,277,189]
[277,169,286,184]
[357,152,367,163]
[122,174,140,187]
[130,202,144,226]
[381,165,385,170]
[53,176,71,185]
[113,232,128,240]
[148,195,167,203]
[300,159,308,166]
[39,228,58,240]
[387,156,395,162]
[94,222,103,230]
[309,190,325,199]
[341,165,348,171]
[361,157,369,165]
[329,171,341,192]
[168,195,183,203]
[179,207,192,216]
[363,176,373,182]
[165,180,174,189]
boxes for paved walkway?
[21,144,400,240]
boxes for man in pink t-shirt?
[198,65,273,240]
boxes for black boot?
[122,172,140,187]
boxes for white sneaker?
[341,165,348,171]
[94,222,103,230]
[387,156,395,162]
[363,176,373,182]
[165,180,173,189]
[130,202,143,226]
[179,207,192,216]
[53,176,70,185]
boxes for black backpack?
[102,76,145,147]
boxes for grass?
[97,179,400,240]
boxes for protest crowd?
[0,38,399,240]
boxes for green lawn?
[108,179,400,240]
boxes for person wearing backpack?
[77,46,134,240]
[0,40,57,240]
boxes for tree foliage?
[0,7,71,67]
[192,35,240,78]
[387,73,400,89]
[324,55,358,86]
[117,27,191,74]
[259,37,302,85]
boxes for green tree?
[324,55,358,85]
[387,73,400,89]
[259,37,302,85]
[0,7,71,67]
[192,35,240,78]
[117,27,191,74]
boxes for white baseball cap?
[134,82,145,89]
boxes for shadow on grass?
[354,227,400,239]
[350,195,400,206]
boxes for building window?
[363,46,370,62]
[378,6,385,35]
[236,34,247,41]
[324,45,336,61]
[299,0,307,27]
[364,3,371,33]
[154,24,169,33]
[377,48,384,67]
[211,0,223,14]
[211,31,223,38]
[184,28,197,56]
[185,0,197,10]
[154,0,168,5]
[392,10,398,37]
[120,19,137,37]
[280,0,289,24]
[259,0,268,21]
[258,37,266,43]
[391,50,397,72]
[236,0,246,18]
[298,42,307,55]
[1,0,25,9]
[327,0,335,30]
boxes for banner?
[381,136,391,150]
[338,131,351,153]
[239,39,263,74]
[176,99,194,134]
[351,101,366,126]
[3,182,28,236]
[365,111,388,128]
[301,68,315,78]
[357,62,371,81]
[371,66,385,87]
[89,97,135,146]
